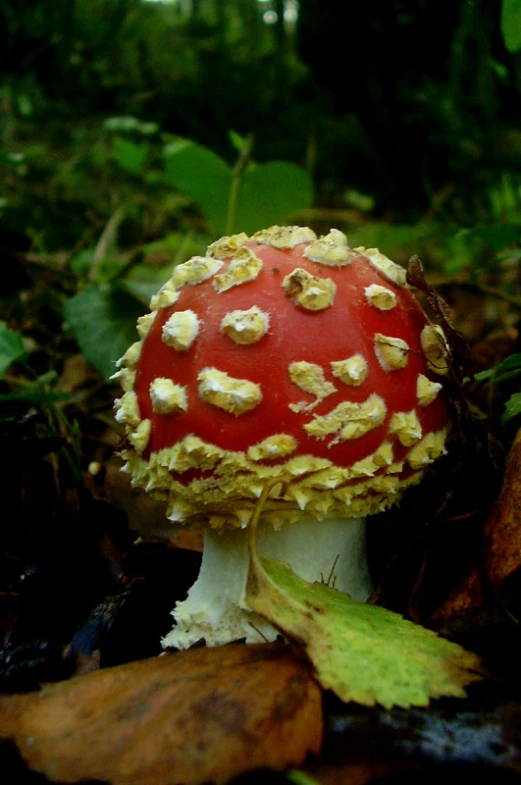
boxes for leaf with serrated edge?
[245,526,484,709]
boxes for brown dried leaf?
[56,353,99,393]
[432,427,521,628]
[484,425,521,597]
[431,566,487,623]
[0,643,322,785]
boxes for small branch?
[89,205,126,283]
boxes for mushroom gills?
[162,516,372,650]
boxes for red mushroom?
[113,226,451,649]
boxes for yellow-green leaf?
[245,552,484,710]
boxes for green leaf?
[489,57,509,81]
[112,136,148,175]
[234,162,314,235]
[481,368,521,385]
[103,116,159,135]
[164,139,233,235]
[16,94,33,118]
[70,248,95,276]
[0,150,25,167]
[0,389,70,405]
[228,129,248,153]
[118,278,160,306]
[245,553,484,709]
[478,223,519,251]
[163,139,314,235]
[343,189,375,213]
[502,391,521,424]
[140,232,205,262]
[63,286,146,380]
[0,322,26,377]
[501,0,521,52]
[286,771,322,785]
[103,116,141,133]
[473,352,521,385]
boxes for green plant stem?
[89,205,126,284]
[226,133,254,236]
[2,370,58,389]
[226,176,241,237]
[174,230,195,264]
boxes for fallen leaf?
[430,427,521,630]
[484,425,521,600]
[245,553,484,710]
[430,565,488,623]
[56,353,99,393]
[0,643,322,785]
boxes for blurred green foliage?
[472,352,521,425]
[3,0,521,224]
[502,0,521,52]
[0,322,26,377]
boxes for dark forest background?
[2,0,521,246]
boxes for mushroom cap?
[115,226,451,529]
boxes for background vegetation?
[3,0,521,253]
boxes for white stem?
[162,517,373,650]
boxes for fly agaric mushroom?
[113,226,451,649]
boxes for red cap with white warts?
[114,226,451,529]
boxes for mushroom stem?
[162,516,373,650]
